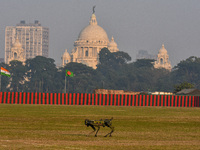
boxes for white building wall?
[5,21,49,64]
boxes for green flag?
[66,69,74,77]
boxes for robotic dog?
[85,117,114,137]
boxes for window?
[64,60,68,64]
[14,52,17,59]
[160,58,163,64]
[85,50,88,57]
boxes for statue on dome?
[93,5,96,14]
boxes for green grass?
[0,104,200,150]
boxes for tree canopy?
[173,82,195,93]
[1,51,200,93]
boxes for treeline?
[1,48,200,93]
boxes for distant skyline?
[1,0,200,67]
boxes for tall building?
[154,44,172,71]
[62,10,119,69]
[5,20,49,64]
[136,50,156,60]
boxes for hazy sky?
[0,0,200,67]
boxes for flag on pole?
[0,67,11,77]
[66,69,74,77]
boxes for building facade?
[154,44,172,71]
[62,12,119,69]
[7,37,25,63]
[5,20,49,64]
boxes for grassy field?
[0,104,200,150]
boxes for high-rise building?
[136,50,156,60]
[5,20,49,64]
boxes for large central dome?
[62,10,119,69]
[77,14,109,42]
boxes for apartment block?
[5,20,49,64]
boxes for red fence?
[0,92,199,107]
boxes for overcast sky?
[0,0,200,67]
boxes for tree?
[172,56,200,88]
[173,82,195,93]
[124,59,172,92]
[113,51,131,65]
[131,59,156,91]
[25,56,58,93]
[5,53,200,94]
[9,60,27,92]
[96,48,132,90]
[133,59,154,68]
[61,62,100,93]
[97,48,131,70]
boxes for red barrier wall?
[0,92,199,107]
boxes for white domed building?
[154,44,172,71]
[62,11,119,69]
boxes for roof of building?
[12,38,22,48]
[159,44,168,54]
[176,89,200,95]
[108,36,117,48]
[78,13,109,42]
[62,49,70,58]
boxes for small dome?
[108,36,119,52]
[159,44,167,54]
[78,13,109,42]
[62,49,71,58]
[108,36,118,48]
[12,38,22,48]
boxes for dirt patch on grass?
[1,139,200,149]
